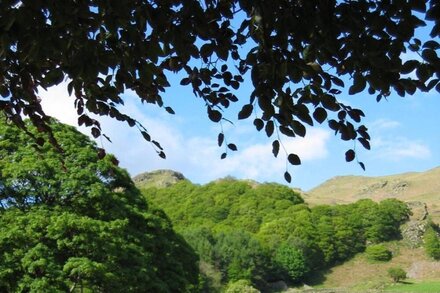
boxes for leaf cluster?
[2,1,440,174]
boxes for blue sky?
[31,7,439,191]
[38,19,440,191]
[40,68,440,191]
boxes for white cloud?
[38,83,331,184]
[39,82,78,127]
[166,127,330,183]
[371,136,431,160]
[370,118,401,130]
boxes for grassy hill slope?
[302,244,440,291]
[305,167,440,222]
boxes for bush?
[225,280,260,293]
[388,267,407,283]
[365,244,392,262]
[424,226,440,260]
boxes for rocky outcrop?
[133,169,186,188]
[401,201,429,248]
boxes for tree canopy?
[1,0,439,178]
[0,117,199,292]
[141,179,410,290]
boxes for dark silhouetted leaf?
[345,149,355,162]
[272,140,280,157]
[280,126,295,137]
[292,121,306,137]
[349,75,366,95]
[422,49,438,63]
[227,143,237,151]
[152,140,163,150]
[91,127,100,138]
[288,153,301,165]
[180,78,190,85]
[284,171,292,183]
[141,131,151,142]
[253,118,264,131]
[208,108,222,122]
[313,107,327,124]
[165,107,175,114]
[265,120,274,137]
[238,104,253,119]
[358,137,370,150]
[218,133,224,146]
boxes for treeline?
[142,179,411,291]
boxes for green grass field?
[384,280,440,292]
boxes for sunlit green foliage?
[365,244,392,262]
[424,222,440,260]
[225,279,259,293]
[388,267,407,283]
[274,243,309,282]
[142,180,410,289]
[0,118,199,292]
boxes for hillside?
[305,167,440,222]
[132,169,186,189]
[302,245,440,291]
[134,169,439,291]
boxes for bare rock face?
[407,201,429,221]
[407,261,440,279]
[360,180,388,194]
[392,180,409,195]
[401,201,429,248]
[133,169,186,189]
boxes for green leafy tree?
[181,226,216,262]
[424,225,440,260]
[2,1,439,177]
[213,231,269,284]
[0,117,199,292]
[387,267,407,283]
[274,243,309,283]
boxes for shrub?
[388,267,407,283]
[424,226,440,260]
[365,244,392,262]
[225,280,260,293]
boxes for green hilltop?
[135,172,422,292]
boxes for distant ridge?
[132,169,186,189]
[305,166,440,222]
[133,167,440,221]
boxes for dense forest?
[141,179,411,291]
